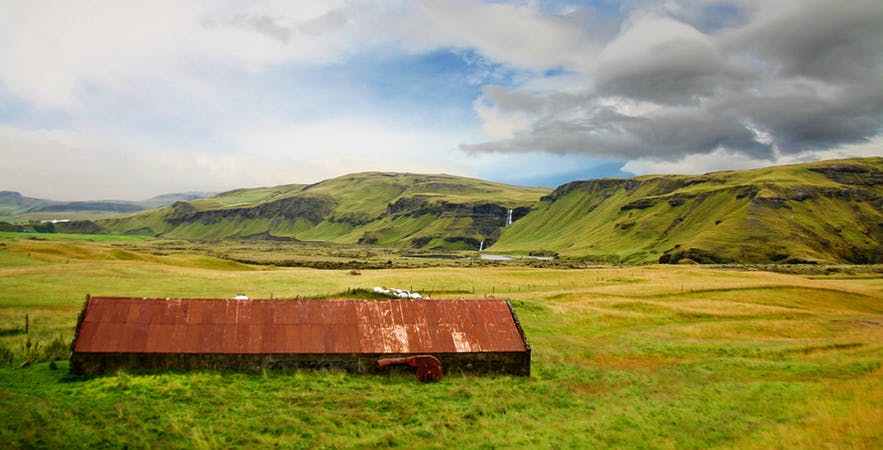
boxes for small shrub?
[0,345,13,366]
[20,339,41,367]
[43,335,70,361]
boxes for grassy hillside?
[0,234,880,448]
[97,172,550,250]
[0,191,48,215]
[490,157,883,264]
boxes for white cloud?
[472,98,535,140]
[224,118,473,175]
[0,125,269,200]
[0,0,356,110]
[621,149,771,175]
[462,0,883,165]
[1,0,879,202]
[622,135,883,176]
[0,121,474,200]
[382,0,597,73]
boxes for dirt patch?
[832,319,881,327]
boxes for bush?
[0,345,13,366]
[43,335,70,361]
[20,339,41,367]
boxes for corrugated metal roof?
[73,297,528,355]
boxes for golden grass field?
[1,233,881,448]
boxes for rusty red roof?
[73,297,529,355]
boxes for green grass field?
[0,231,154,242]
[0,233,881,448]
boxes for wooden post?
[25,314,28,336]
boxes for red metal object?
[377,355,443,382]
[73,297,528,355]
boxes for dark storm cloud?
[717,86,883,153]
[723,0,883,82]
[465,93,774,159]
[463,0,883,161]
[481,85,547,111]
[595,38,754,105]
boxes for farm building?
[70,296,530,376]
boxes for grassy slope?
[0,235,880,448]
[0,191,47,215]
[491,157,883,264]
[4,211,137,223]
[191,184,308,210]
[100,172,550,249]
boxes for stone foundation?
[70,351,531,376]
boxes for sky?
[0,0,881,201]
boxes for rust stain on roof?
[73,297,529,355]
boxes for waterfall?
[506,209,513,227]
[479,240,484,252]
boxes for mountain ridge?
[93,172,550,250]
[491,157,882,264]
[0,191,216,215]
[14,157,882,264]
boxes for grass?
[7,158,882,264]
[0,231,153,242]
[97,172,551,247]
[0,234,881,448]
[491,157,883,264]
[1,210,134,223]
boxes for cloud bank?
[459,0,883,172]
[0,0,880,200]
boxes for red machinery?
[377,355,443,382]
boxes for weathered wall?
[70,351,531,377]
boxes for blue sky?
[0,0,880,200]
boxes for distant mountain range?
[7,157,882,264]
[0,191,215,219]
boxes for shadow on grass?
[0,327,25,337]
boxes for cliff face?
[490,157,883,264]
[163,195,336,226]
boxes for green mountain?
[49,158,883,263]
[96,172,551,250]
[0,191,49,215]
[138,192,218,209]
[27,201,143,214]
[489,157,883,264]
